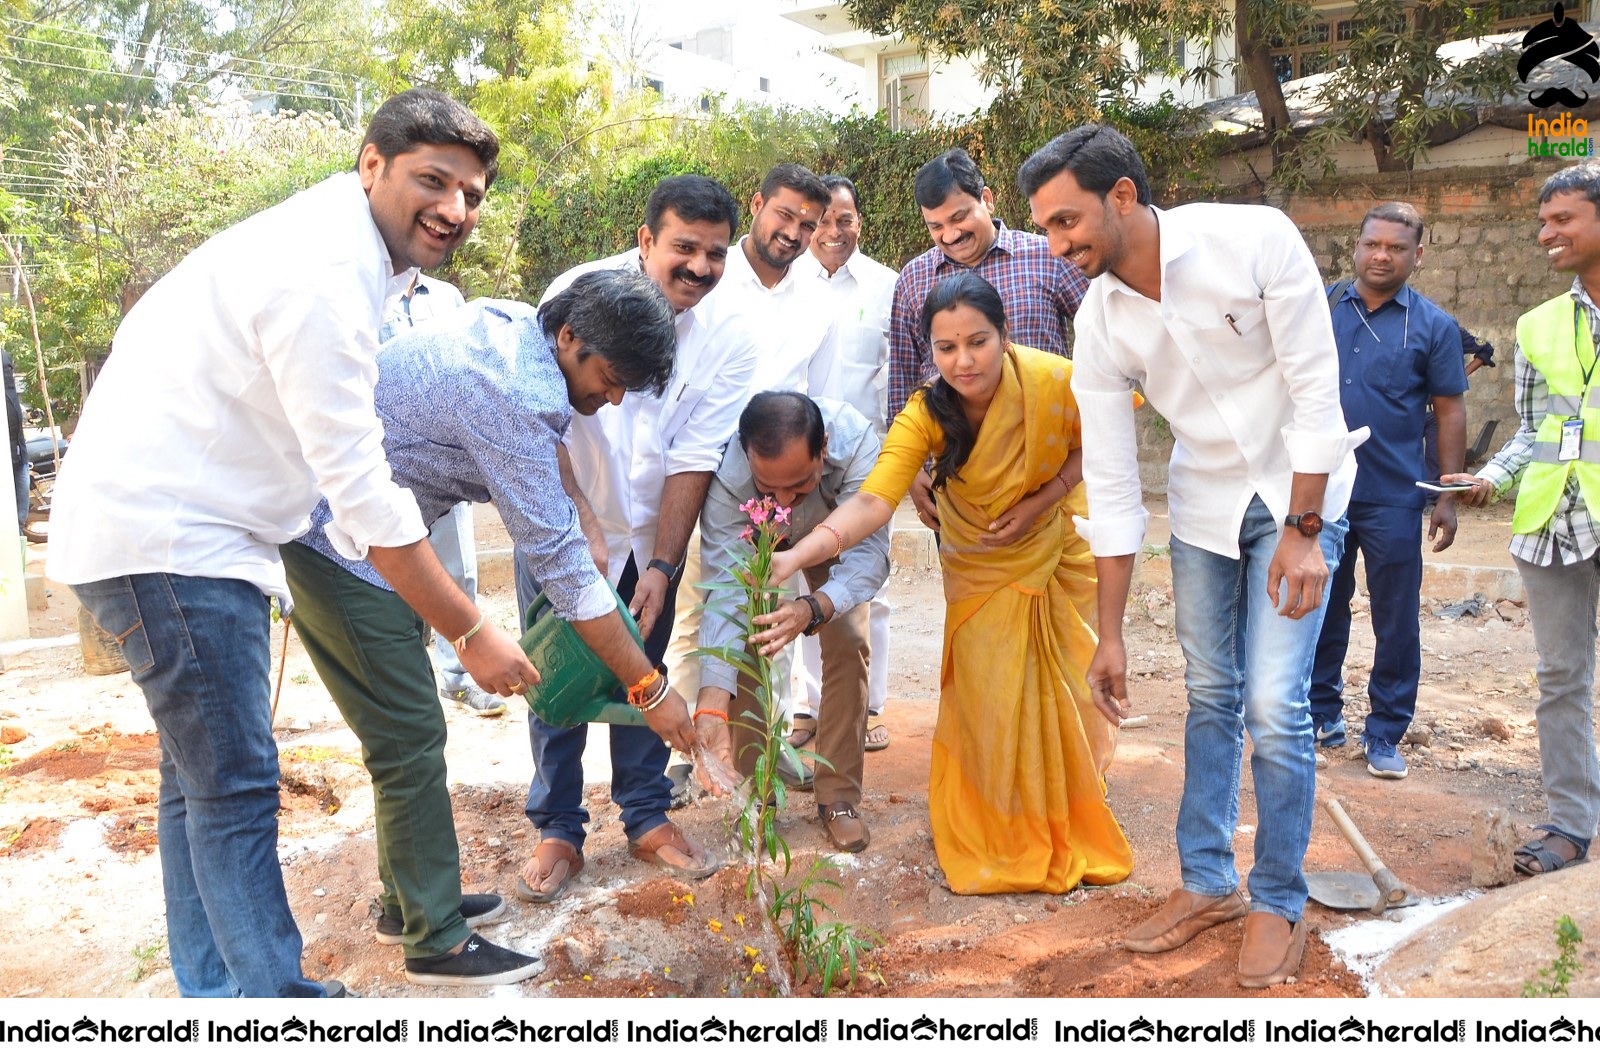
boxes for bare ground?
[2,502,1596,998]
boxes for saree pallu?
[863,344,1133,894]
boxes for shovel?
[1306,797,1418,913]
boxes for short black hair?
[1360,201,1424,245]
[538,269,676,397]
[645,174,740,241]
[359,88,500,187]
[914,148,985,210]
[738,391,825,461]
[1541,161,1600,209]
[758,163,830,211]
[821,174,859,212]
[1018,124,1150,206]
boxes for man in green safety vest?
[1451,161,1600,877]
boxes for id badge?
[1560,417,1585,461]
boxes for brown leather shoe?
[1124,887,1248,953]
[818,802,870,853]
[1237,911,1309,989]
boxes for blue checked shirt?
[887,220,1089,420]
[1477,276,1600,566]
[297,299,615,621]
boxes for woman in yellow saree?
[765,272,1132,894]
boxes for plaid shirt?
[886,220,1089,420]
[1478,276,1600,565]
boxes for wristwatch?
[798,594,826,636]
[1284,511,1324,538]
[647,558,682,582]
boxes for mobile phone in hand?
[1415,480,1474,493]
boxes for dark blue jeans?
[516,554,675,850]
[73,574,324,997]
[1310,501,1423,745]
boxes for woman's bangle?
[636,675,672,713]
[1055,468,1073,493]
[451,616,485,655]
[693,708,729,723]
[818,522,846,558]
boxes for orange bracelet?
[626,670,662,706]
[694,709,729,723]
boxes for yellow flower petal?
[743,944,760,959]
[752,962,766,974]
[708,918,723,932]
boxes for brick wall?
[1135,166,1565,492]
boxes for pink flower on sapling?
[773,506,791,524]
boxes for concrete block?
[1431,221,1461,244]
[24,572,47,611]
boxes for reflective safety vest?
[1511,293,1600,534]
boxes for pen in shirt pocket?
[1224,313,1242,335]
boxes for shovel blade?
[1306,871,1420,912]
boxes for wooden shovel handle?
[1324,797,1408,904]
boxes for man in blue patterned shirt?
[281,270,704,987]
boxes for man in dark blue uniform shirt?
[1311,202,1469,780]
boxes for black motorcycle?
[23,407,65,545]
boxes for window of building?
[879,52,930,131]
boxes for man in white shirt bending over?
[49,89,535,998]
[1021,124,1365,990]
[792,175,898,753]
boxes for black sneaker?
[375,893,507,945]
[403,933,544,987]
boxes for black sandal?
[1514,828,1591,876]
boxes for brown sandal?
[629,821,721,879]
[786,715,816,749]
[515,837,583,903]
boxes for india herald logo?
[1520,3,1600,108]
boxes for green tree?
[1290,0,1516,180]
[842,0,1226,131]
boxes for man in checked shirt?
[1450,161,1600,880]
[886,147,1089,527]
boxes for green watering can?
[518,585,648,728]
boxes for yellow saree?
[861,344,1133,894]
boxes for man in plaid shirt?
[1452,162,1600,878]
[887,148,1089,524]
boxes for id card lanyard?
[1562,301,1600,461]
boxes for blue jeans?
[1169,496,1345,922]
[516,554,675,849]
[1310,501,1422,745]
[73,574,325,998]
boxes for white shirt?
[381,274,465,342]
[1071,203,1367,559]
[540,250,759,583]
[799,248,898,434]
[49,172,428,601]
[695,237,840,398]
